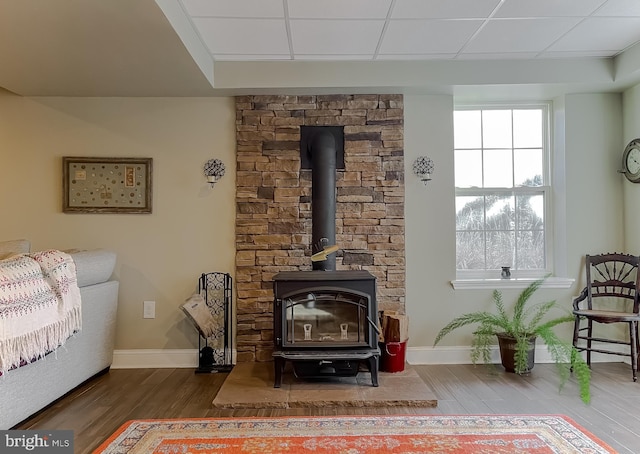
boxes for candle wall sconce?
[204,158,226,187]
[412,156,434,185]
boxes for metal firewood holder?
[196,272,234,373]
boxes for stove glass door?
[283,288,370,347]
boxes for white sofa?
[0,241,119,429]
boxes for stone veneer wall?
[235,94,405,362]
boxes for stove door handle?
[367,316,381,334]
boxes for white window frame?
[452,102,571,289]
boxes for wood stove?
[271,126,380,387]
[273,270,379,387]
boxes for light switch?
[143,300,155,319]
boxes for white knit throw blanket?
[0,250,82,374]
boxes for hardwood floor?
[14,362,640,453]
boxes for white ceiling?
[181,0,640,61]
[2,0,640,97]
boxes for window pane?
[482,110,512,148]
[516,231,545,269]
[483,149,512,187]
[454,104,549,275]
[454,110,481,149]
[455,149,482,187]
[514,148,543,186]
[485,194,514,231]
[486,231,515,269]
[513,109,542,148]
[456,196,484,230]
[456,231,485,269]
[516,194,544,230]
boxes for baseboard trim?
[112,349,198,369]
[112,346,630,369]
[406,345,631,365]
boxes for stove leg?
[274,357,285,388]
[367,356,379,387]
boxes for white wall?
[623,84,640,255]
[0,94,236,351]
[0,89,628,365]
[561,94,626,348]
[563,94,624,279]
[403,92,625,364]
[404,95,456,350]
[622,83,640,347]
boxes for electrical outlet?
[143,300,155,319]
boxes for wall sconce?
[203,159,225,187]
[413,156,434,185]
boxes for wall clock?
[622,139,640,183]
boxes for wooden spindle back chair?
[573,253,640,381]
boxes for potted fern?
[433,277,591,404]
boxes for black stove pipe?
[310,130,337,271]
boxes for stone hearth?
[212,362,436,409]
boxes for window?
[454,104,550,279]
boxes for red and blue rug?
[94,414,615,453]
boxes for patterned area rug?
[93,415,615,453]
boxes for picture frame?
[62,157,153,213]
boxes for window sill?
[451,277,575,290]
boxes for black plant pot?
[496,333,536,373]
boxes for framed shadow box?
[63,157,153,213]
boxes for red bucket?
[380,340,407,373]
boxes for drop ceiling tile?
[181,0,284,17]
[494,0,606,17]
[548,17,640,52]
[455,52,540,59]
[540,50,616,58]
[287,0,392,19]
[376,53,457,60]
[294,54,374,60]
[381,19,483,54]
[593,0,640,16]
[181,0,640,63]
[193,18,289,55]
[213,54,292,61]
[290,19,384,55]
[391,0,501,19]
[464,18,582,53]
